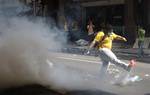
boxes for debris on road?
[128,75,143,82]
[46,59,54,68]
[145,74,150,77]
[75,39,89,46]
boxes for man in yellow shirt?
[87,24,136,76]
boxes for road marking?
[57,56,115,67]
[57,56,101,64]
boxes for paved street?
[48,51,150,95]
[0,50,150,95]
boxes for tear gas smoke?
[0,0,100,91]
[0,16,107,90]
[0,16,68,88]
[0,0,68,89]
[0,0,30,17]
[0,0,130,92]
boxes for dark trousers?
[138,40,144,56]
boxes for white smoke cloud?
[0,0,30,17]
[0,16,68,88]
[0,16,104,90]
[0,0,68,89]
[0,0,117,92]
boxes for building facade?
[21,0,150,45]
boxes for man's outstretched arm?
[115,35,127,42]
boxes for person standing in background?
[87,19,95,42]
[137,26,146,57]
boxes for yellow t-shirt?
[94,31,119,49]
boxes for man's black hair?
[104,24,113,34]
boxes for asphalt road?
[49,52,150,95]
[0,52,150,95]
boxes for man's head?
[100,23,105,30]
[104,24,113,34]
